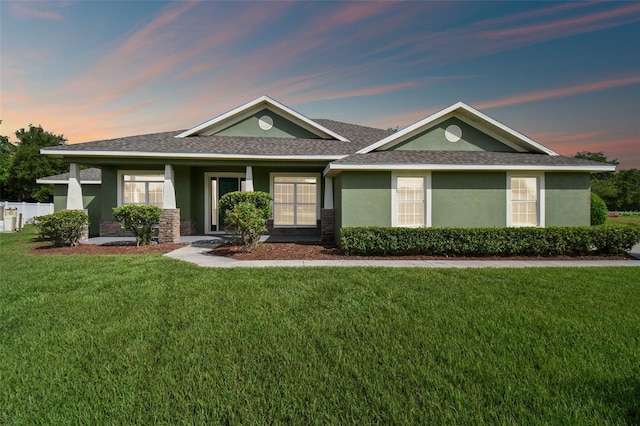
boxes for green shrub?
[112,205,162,246]
[35,210,89,247]
[340,226,640,257]
[219,191,272,251]
[219,191,272,221]
[224,201,267,252]
[591,192,608,226]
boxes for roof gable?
[357,102,558,156]
[176,95,349,141]
[391,117,518,153]
[214,108,320,139]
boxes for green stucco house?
[39,96,615,241]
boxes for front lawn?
[1,229,639,424]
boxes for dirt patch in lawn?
[209,242,631,261]
[30,241,187,255]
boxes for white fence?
[1,201,54,225]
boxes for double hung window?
[393,173,431,227]
[508,175,543,227]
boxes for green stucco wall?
[431,172,506,227]
[100,168,118,221]
[545,172,590,226]
[339,172,391,227]
[215,109,320,139]
[53,184,101,237]
[333,174,342,236]
[173,166,191,220]
[393,117,516,152]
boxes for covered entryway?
[204,173,246,233]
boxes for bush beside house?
[591,192,608,225]
[35,210,89,246]
[219,191,272,252]
[112,205,162,246]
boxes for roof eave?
[36,179,101,185]
[324,163,615,177]
[40,148,345,161]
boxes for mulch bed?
[27,239,631,260]
[209,242,631,261]
[30,241,187,255]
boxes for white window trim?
[117,170,164,206]
[506,172,545,227]
[391,172,432,228]
[269,172,321,228]
[203,172,246,234]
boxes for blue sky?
[1,1,639,167]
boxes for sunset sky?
[1,1,639,168]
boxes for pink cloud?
[481,3,640,42]
[11,2,64,21]
[365,2,640,77]
[475,75,640,109]
[528,131,603,145]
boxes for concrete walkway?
[164,243,640,268]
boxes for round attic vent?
[259,115,273,130]
[445,124,462,142]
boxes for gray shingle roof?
[37,168,102,183]
[42,120,395,157]
[332,150,612,168]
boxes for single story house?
[39,96,615,241]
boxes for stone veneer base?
[320,209,335,242]
[158,209,180,244]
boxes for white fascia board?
[357,101,559,156]
[36,179,101,184]
[325,163,615,176]
[175,95,350,142]
[175,96,267,137]
[456,103,558,155]
[357,103,461,154]
[40,148,344,161]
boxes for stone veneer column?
[158,208,180,244]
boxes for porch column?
[66,163,84,210]
[245,166,254,191]
[162,164,176,209]
[323,176,333,209]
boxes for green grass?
[1,229,639,424]
[608,215,640,226]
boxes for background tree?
[0,122,17,200]
[4,125,67,202]
[574,151,640,211]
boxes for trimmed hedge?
[340,226,640,257]
[35,210,89,247]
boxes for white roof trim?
[36,179,101,184]
[356,102,558,156]
[40,148,344,161]
[324,162,615,176]
[175,95,350,142]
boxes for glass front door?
[210,177,245,231]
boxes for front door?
[210,176,245,231]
